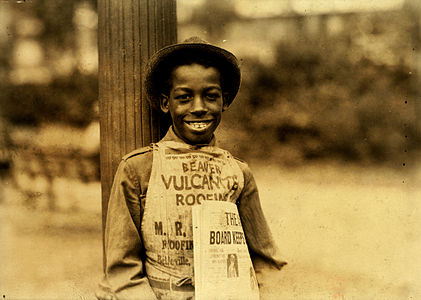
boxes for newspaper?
[192,201,260,300]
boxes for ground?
[1,162,420,299]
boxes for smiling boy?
[160,63,223,145]
[97,37,285,300]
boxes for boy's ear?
[222,93,230,112]
[160,94,170,114]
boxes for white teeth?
[187,122,209,129]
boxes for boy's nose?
[191,96,207,115]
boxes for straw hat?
[144,37,241,110]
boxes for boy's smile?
[160,63,227,145]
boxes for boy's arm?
[96,159,157,300]
[236,161,287,270]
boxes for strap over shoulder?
[122,145,152,161]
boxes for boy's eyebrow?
[172,87,192,92]
[172,85,222,92]
[205,85,222,91]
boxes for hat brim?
[144,42,241,111]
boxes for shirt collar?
[161,126,217,147]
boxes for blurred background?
[1,0,421,299]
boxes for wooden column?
[97,0,177,264]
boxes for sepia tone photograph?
[0,0,420,299]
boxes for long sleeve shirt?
[97,128,286,300]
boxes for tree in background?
[0,0,98,127]
[220,11,419,166]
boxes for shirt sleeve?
[236,161,287,270]
[96,159,157,300]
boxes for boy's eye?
[206,93,221,100]
[175,94,192,102]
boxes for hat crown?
[182,36,209,44]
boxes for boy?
[97,37,285,300]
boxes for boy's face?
[160,63,227,145]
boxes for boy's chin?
[172,123,217,145]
